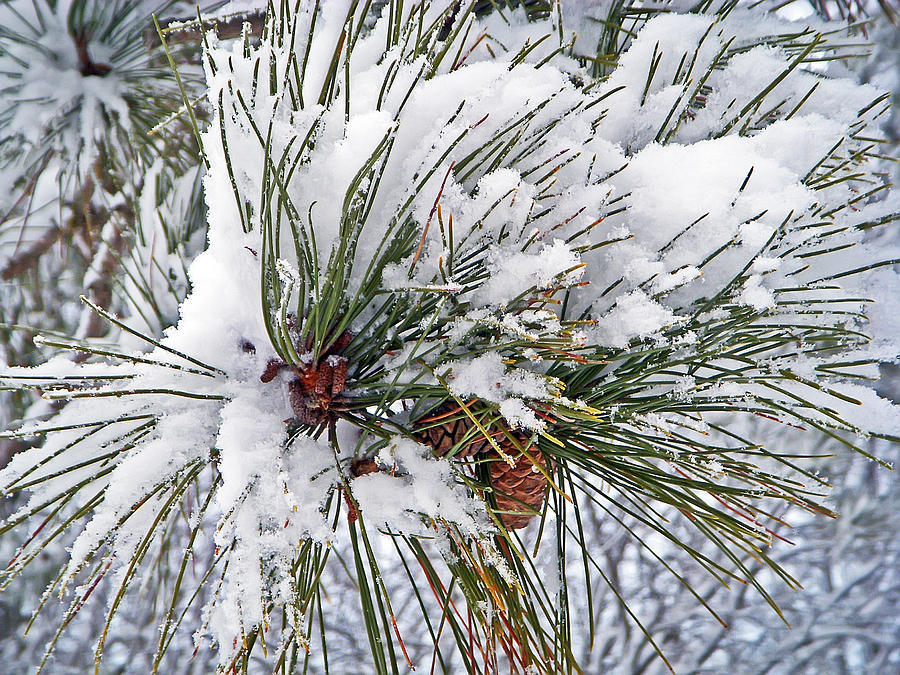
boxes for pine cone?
[260,331,353,427]
[488,444,549,530]
[414,403,496,458]
[415,403,549,529]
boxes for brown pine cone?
[415,403,550,529]
[413,403,500,458]
[488,444,549,530]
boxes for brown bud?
[260,358,285,383]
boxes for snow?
[592,291,680,348]
[476,239,584,308]
[446,352,556,431]
[351,438,491,537]
[740,274,776,310]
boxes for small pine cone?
[260,358,285,383]
[313,363,334,402]
[330,330,354,353]
[325,355,348,396]
[414,403,499,458]
[488,443,549,530]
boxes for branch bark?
[143,10,266,50]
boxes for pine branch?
[143,10,267,50]
[1,2,897,673]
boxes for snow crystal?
[475,240,584,307]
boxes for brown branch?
[1,226,64,281]
[76,206,133,342]
[143,10,266,50]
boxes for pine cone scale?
[414,405,490,458]
[488,447,549,530]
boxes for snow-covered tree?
[0,0,209,447]
[1,1,898,673]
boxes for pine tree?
[0,1,898,673]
